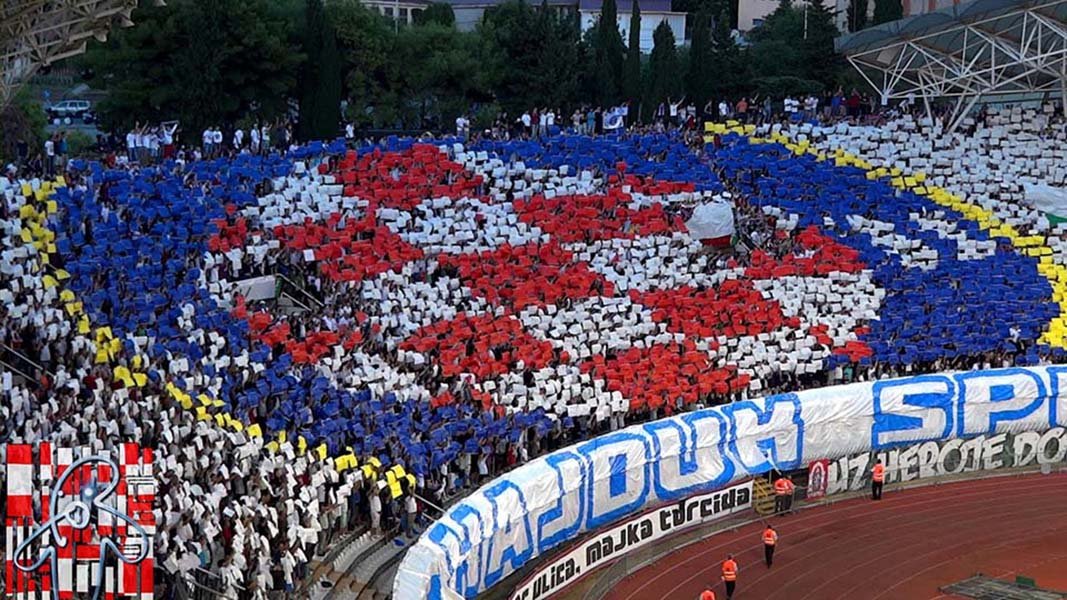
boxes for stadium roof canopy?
[0,0,147,109]
[836,0,1067,131]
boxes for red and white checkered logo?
[4,443,155,600]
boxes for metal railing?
[0,342,55,385]
[276,273,324,309]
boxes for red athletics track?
[604,473,1067,600]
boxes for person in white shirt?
[250,125,261,154]
[403,494,418,538]
[369,490,382,533]
[132,128,144,163]
[718,100,730,119]
[147,129,160,163]
[202,127,212,157]
[44,137,55,176]
[212,127,223,156]
[669,96,684,125]
[260,124,270,154]
[128,129,139,161]
[161,125,175,159]
[805,95,819,119]
[520,111,532,137]
[233,128,244,149]
[345,122,355,141]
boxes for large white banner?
[509,480,752,600]
[394,366,1067,599]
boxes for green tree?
[622,0,642,109]
[330,0,399,128]
[847,0,868,32]
[709,9,743,102]
[646,21,680,114]
[872,0,902,25]
[803,0,841,89]
[747,0,839,93]
[0,89,47,163]
[415,2,456,27]
[591,0,625,104]
[300,0,343,140]
[393,24,490,129]
[83,0,302,133]
[685,10,713,113]
[479,0,580,113]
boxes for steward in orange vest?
[721,554,738,599]
[773,475,795,514]
[700,590,716,600]
[762,524,779,567]
[872,459,885,500]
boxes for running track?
[604,473,1067,600]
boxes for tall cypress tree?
[847,0,868,32]
[622,0,642,111]
[299,0,341,140]
[646,20,679,113]
[686,10,713,114]
[872,0,902,25]
[593,0,625,104]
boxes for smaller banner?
[819,427,1067,497]
[806,459,829,500]
[510,480,753,600]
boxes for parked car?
[46,100,93,122]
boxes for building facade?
[361,0,429,25]
[903,0,963,16]
[442,0,684,51]
[738,0,855,33]
[579,0,686,53]
[444,0,578,31]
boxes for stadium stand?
[1,106,1065,595]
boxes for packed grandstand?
[1,99,1065,598]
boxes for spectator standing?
[403,493,418,538]
[260,123,271,154]
[201,126,212,157]
[56,131,68,171]
[369,488,382,533]
[44,135,55,176]
[250,124,261,155]
[735,97,749,123]
[520,110,532,137]
[212,127,223,157]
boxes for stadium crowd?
[1,101,1065,598]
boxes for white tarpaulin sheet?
[1025,182,1067,218]
[233,275,277,302]
[685,200,735,241]
[395,366,1067,599]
